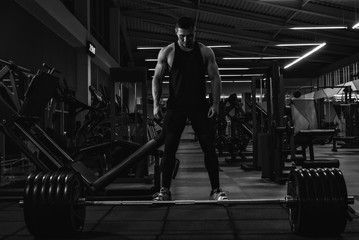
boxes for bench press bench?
[290,98,339,168]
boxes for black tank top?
[167,41,208,111]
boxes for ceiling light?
[276,43,321,47]
[284,42,326,69]
[145,59,157,62]
[152,74,262,79]
[218,67,250,70]
[220,80,252,83]
[216,74,263,77]
[223,56,299,60]
[353,22,359,29]
[290,26,347,30]
[140,45,231,50]
[161,80,251,84]
[148,67,250,71]
[137,46,162,50]
[208,45,231,48]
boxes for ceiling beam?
[135,0,359,44]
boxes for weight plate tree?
[21,167,353,238]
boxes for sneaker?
[210,188,228,201]
[153,188,172,201]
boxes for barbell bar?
[20,167,355,238]
[79,195,354,207]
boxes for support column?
[75,0,91,125]
[109,7,121,140]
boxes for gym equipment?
[19,167,354,237]
[215,94,253,162]
[0,62,165,195]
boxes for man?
[152,17,227,201]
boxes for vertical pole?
[271,62,285,183]
[142,70,148,144]
[251,77,258,169]
[0,133,4,182]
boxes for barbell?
[20,167,354,238]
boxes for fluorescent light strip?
[218,67,250,70]
[353,22,359,29]
[145,59,157,62]
[216,74,263,77]
[276,43,321,47]
[223,56,299,60]
[140,45,231,50]
[217,80,251,83]
[152,74,262,78]
[148,67,250,71]
[137,46,162,50]
[162,80,251,84]
[208,45,231,48]
[290,26,347,30]
[284,42,326,69]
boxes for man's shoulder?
[160,43,175,56]
[197,42,213,56]
[163,43,175,52]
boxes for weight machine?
[0,61,167,197]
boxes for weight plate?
[317,168,335,235]
[215,135,227,151]
[331,168,348,234]
[287,168,307,234]
[48,170,61,204]
[23,172,38,237]
[40,173,52,204]
[227,137,241,154]
[326,168,343,235]
[333,168,349,218]
[23,172,46,237]
[309,168,325,234]
[67,172,86,234]
[296,169,310,235]
[301,169,316,234]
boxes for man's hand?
[153,105,163,120]
[207,105,218,118]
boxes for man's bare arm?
[152,48,168,119]
[206,47,222,115]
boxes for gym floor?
[1,125,359,239]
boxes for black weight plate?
[48,170,61,204]
[287,168,307,234]
[56,170,68,204]
[215,135,227,150]
[332,168,348,234]
[301,169,316,235]
[324,168,340,235]
[227,137,241,153]
[39,170,68,237]
[23,172,38,237]
[317,168,333,235]
[27,172,45,237]
[32,172,45,204]
[296,169,311,235]
[40,172,52,204]
[287,169,298,233]
[333,168,349,216]
[62,170,76,234]
[67,172,86,234]
[308,168,325,233]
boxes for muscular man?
[152,17,227,201]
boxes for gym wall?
[0,0,77,91]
